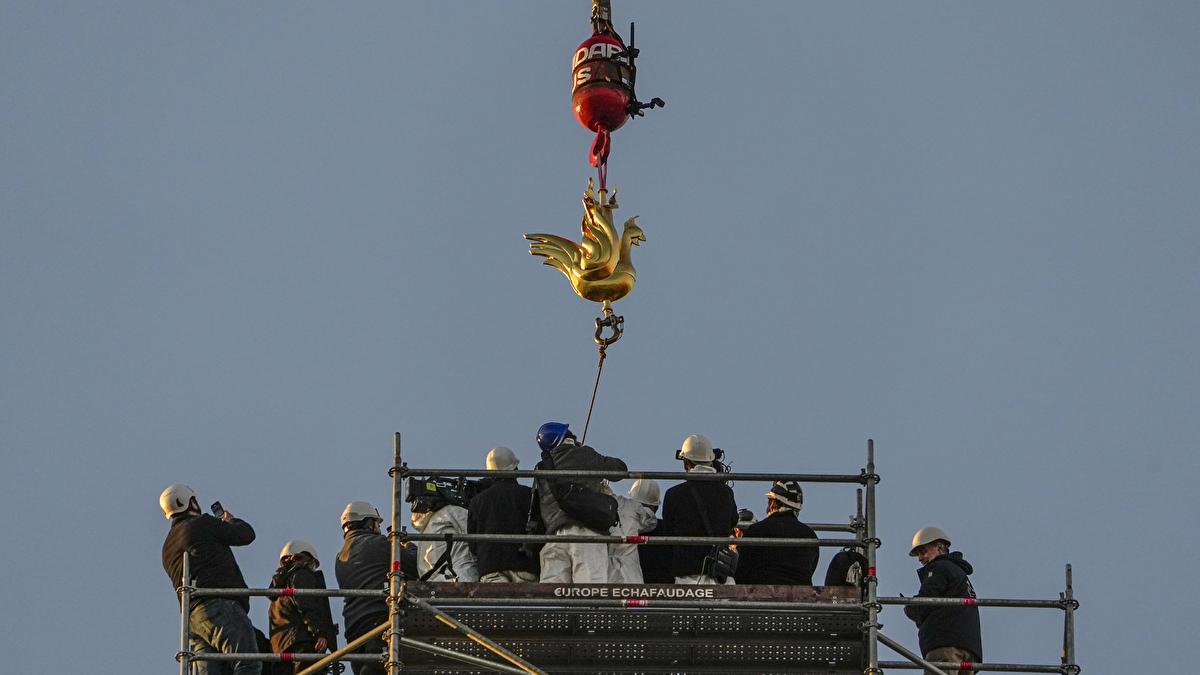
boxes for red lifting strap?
[868,566,877,577]
[392,561,402,571]
[282,587,295,597]
[590,127,611,168]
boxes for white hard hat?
[486,446,519,471]
[677,434,715,462]
[279,539,320,567]
[159,484,196,519]
[628,479,661,508]
[341,501,381,527]
[910,526,952,556]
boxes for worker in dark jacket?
[160,484,262,675]
[661,434,738,584]
[904,527,983,675]
[735,480,819,585]
[468,447,539,582]
[268,540,338,674]
[335,501,388,675]
[535,421,628,583]
[638,516,675,584]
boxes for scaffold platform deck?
[402,583,865,674]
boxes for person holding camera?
[661,434,739,584]
[160,484,262,675]
[734,480,819,585]
[267,540,338,674]
[535,421,628,583]
[467,447,539,583]
[409,479,479,582]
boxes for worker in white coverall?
[409,484,479,582]
[609,479,661,583]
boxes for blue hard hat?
[536,422,571,451]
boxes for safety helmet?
[676,434,715,462]
[340,500,382,527]
[628,479,661,508]
[765,480,804,511]
[909,526,951,556]
[486,446,519,471]
[536,422,571,451]
[159,484,196,519]
[279,539,320,567]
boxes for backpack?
[540,449,619,532]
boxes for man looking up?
[160,484,262,675]
[734,480,819,585]
[661,434,738,584]
[535,421,628,583]
[335,501,388,675]
[468,446,539,582]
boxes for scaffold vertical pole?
[387,432,405,675]
[177,551,192,675]
[864,439,881,675]
[1063,563,1078,673]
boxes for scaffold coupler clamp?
[594,304,624,351]
[858,467,880,485]
[390,461,408,479]
[175,648,195,663]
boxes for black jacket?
[162,513,255,612]
[467,479,539,577]
[638,518,675,584]
[536,442,628,534]
[824,549,869,588]
[734,511,819,585]
[661,477,738,578]
[904,552,983,660]
[335,529,389,638]
[268,563,338,653]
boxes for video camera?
[674,446,732,473]
[405,476,486,512]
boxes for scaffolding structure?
[174,436,1080,674]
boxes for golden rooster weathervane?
[524,178,645,313]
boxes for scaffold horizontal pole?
[401,532,861,547]
[194,587,384,599]
[401,467,867,483]
[879,661,1068,673]
[414,596,865,612]
[194,653,380,663]
[879,596,1068,610]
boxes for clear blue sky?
[2,2,1196,671]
